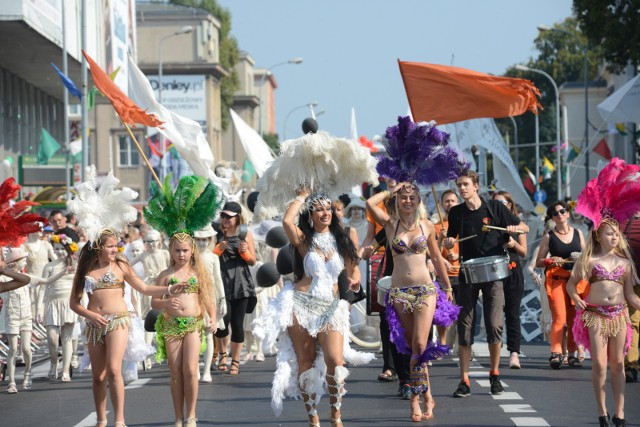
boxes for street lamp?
[157,25,193,181]
[258,58,304,135]
[515,64,561,198]
[538,24,589,186]
[283,102,319,140]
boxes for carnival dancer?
[444,170,528,398]
[492,191,528,369]
[621,212,640,383]
[145,175,222,427]
[193,224,227,383]
[68,168,186,427]
[535,201,586,369]
[24,226,56,323]
[566,158,640,427]
[212,201,256,375]
[252,129,378,426]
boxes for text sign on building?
[147,75,206,125]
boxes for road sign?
[533,190,547,203]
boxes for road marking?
[491,391,522,400]
[125,378,152,389]
[476,379,509,388]
[469,370,489,378]
[501,404,536,413]
[511,417,550,426]
[74,411,109,427]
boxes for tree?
[171,0,239,131]
[262,132,280,155]
[573,0,640,72]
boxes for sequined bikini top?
[589,263,625,285]
[169,275,199,293]
[390,221,428,255]
[84,266,125,294]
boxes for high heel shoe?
[599,414,611,427]
[611,416,626,427]
[330,417,343,426]
[184,417,197,427]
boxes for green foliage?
[573,0,640,72]
[170,0,239,131]
[262,132,280,155]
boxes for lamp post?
[258,58,304,135]
[508,116,519,167]
[157,25,193,181]
[538,24,589,186]
[516,64,561,198]
[283,102,319,140]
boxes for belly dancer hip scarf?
[84,312,131,346]
[572,303,632,354]
[154,314,205,362]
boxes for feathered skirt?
[253,282,375,416]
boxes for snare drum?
[376,276,392,306]
[461,256,510,284]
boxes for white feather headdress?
[253,131,378,221]
[67,166,139,243]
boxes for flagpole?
[81,0,88,181]
[122,122,162,187]
[62,0,71,200]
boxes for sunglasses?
[220,213,236,219]
[143,240,158,244]
[551,208,567,217]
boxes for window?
[118,134,140,167]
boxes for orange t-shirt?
[366,200,386,253]
[434,219,460,277]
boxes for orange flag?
[82,51,163,128]
[398,61,542,125]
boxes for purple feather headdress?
[376,116,469,185]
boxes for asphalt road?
[2,342,639,427]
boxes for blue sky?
[218,0,574,140]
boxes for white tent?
[597,74,640,123]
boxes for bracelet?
[167,284,173,295]
[295,195,306,204]
[383,190,391,200]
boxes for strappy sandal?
[330,417,343,426]
[217,352,228,371]
[229,359,240,375]
[549,352,562,370]
[568,355,583,368]
[377,369,397,382]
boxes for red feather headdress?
[0,178,47,247]
[576,158,640,229]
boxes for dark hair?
[441,189,458,203]
[72,231,128,299]
[457,170,479,185]
[292,206,359,282]
[545,201,568,223]
[492,190,519,216]
[49,209,64,218]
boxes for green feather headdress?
[143,175,223,238]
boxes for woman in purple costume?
[367,182,458,422]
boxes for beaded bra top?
[169,275,199,293]
[303,232,344,301]
[390,221,428,255]
[84,265,125,294]
[589,263,625,285]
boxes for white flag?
[229,109,274,177]
[349,107,358,141]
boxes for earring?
[308,216,314,227]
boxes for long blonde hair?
[393,185,427,228]
[574,220,640,283]
[168,235,215,312]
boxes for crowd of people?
[1,144,640,427]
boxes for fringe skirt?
[572,303,632,354]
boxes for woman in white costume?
[254,190,374,427]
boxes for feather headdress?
[576,157,640,229]
[0,178,47,247]
[143,175,223,238]
[67,166,139,243]
[253,131,378,221]
[375,116,469,185]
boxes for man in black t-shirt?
[49,210,79,243]
[444,170,527,398]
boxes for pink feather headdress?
[575,157,640,229]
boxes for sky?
[217,0,574,140]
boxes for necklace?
[399,220,418,232]
[555,226,570,236]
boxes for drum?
[376,276,392,307]
[366,253,387,314]
[461,255,510,284]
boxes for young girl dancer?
[566,158,640,427]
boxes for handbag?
[245,295,258,314]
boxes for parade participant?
[621,212,640,383]
[567,158,640,427]
[38,234,79,381]
[193,224,226,383]
[213,201,257,375]
[2,247,36,393]
[68,168,184,427]
[444,170,528,398]
[535,201,585,369]
[254,190,374,427]
[24,226,56,323]
[368,182,456,421]
[433,189,461,350]
[145,175,221,427]
[49,209,79,242]
[492,191,527,369]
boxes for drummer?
[443,170,528,398]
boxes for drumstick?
[481,225,526,235]
[454,234,477,243]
